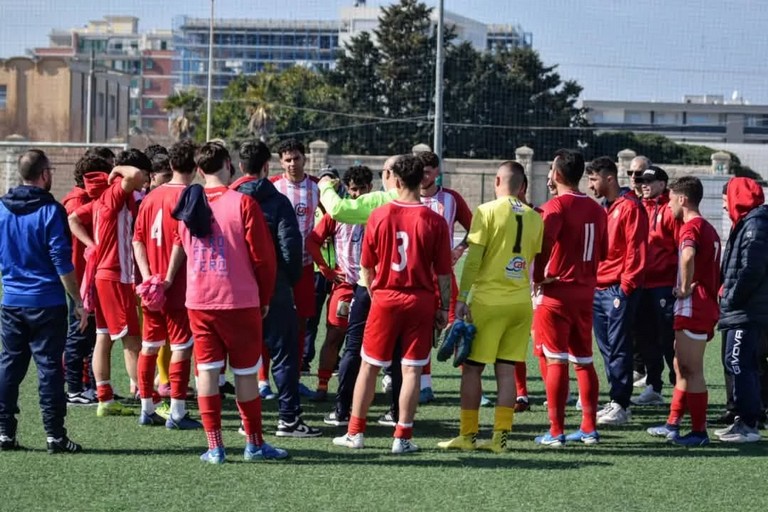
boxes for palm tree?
[244,71,278,142]
[165,90,203,141]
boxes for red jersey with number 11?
[534,192,608,304]
[361,201,452,294]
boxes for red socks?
[545,363,569,437]
[137,353,156,400]
[423,360,431,377]
[96,381,113,402]
[348,415,367,435]
[258,344,271,382]
[237,397,264,446]
[169,360,191,400]
[575,364,599,433]
[667,388,687,426]
[515,362,528,398]
[394,422,413,439]
[198,393,222,449]
[318,369,333,391]
[687,391,708,433]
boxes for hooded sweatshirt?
[0,186,74,307]
[719,177,768,328]
[642,191,681,288]
[62,172,109,282]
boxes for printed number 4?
[391,231,409,272]
[150,210,163,247]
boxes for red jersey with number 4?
[133,183,187,310]
[361,201,452,294]
[534,192,608,304]
[673,216,721,329]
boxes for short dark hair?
[74,155,112,188]
[343,165,373,187]
[391,154,424,190]
[18,149,49,182]
[499,160,526,193]
[669,176,704,207]
[552,149,585,187]
[115,148,152,173]
[84,146,115,162]
[168,140,198,174]
[144,144,168,161]
[196,142,231,175]
[722,182,729,195]
[239,140,271,176]
[275,138,305,157]
[151,154,171,176]
[585,156,618,176]
[417,151,439,168]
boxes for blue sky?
[1,0,766,104]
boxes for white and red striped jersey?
[420,187,472,245]
[271,174,320,266]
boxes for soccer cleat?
[47,436,82,455]
[244,442,289,461]
[259,385,277,400]
[377,412,397,427]
[716,417,762,443]
[154,402,171,420]
[67,391,97,406]
[437,434,477,451]
[480,394,493,407]
[381,374,393,394]
[670,431,710,447]
[166,413,203,430]
[514,396,530,412]
[0,435,21,451]
[310,389,328,402]
[96,401,134,417]
[564,429,600,445]
[298,382,316,399]
[534,433,565,447]
[477,431,509,453]
[647,423,680,439]
[323,411,349,427]
[419,387,435,404]
[200,446,226,464]
[276,418,322,438]
[138,411,166,426]
[631,385,665,406]
[157,383,171,398]
[436,320,465,362]
[454,323,477,368]
[392,437,419,454]
[633,371,647,388]
[219,381,236,396]
[596,402,631,426]
[333,433,364,449]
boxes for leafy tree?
[165,90,203,141]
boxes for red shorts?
[94,279,140,340]
[141,307,193,351]
[533,300,593,363]
[362,290,434,367]
[188,308,262,375]
[673,316,715,341]
[673,293,717,341]
[293,265,316,319]
[327,282,355,328]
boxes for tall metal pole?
[85,48,95,143]
[433,0,445,165]
[205,0,214,141]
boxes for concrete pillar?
[2,135,26,193]
[711,151,731,175]
[412,143,431,155]
[308,140,329,174]
[515,145,534,202]
[617,148,637,173]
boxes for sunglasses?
[628,171,644,177]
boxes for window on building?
[0,85,6,109]
[161,41,168,51]
[625,110,651,124]
[109,95,116,120]
[686,113,722,126]
[98,92,105,117]
[144,99,155,110]
[654,111,683,126]
[143,78,152,89]
[144,59,154,70]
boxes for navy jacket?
[0,186,74,307]
[233,176,303,287]
[719,178,768,329]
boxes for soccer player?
[69,149,151,417]
[167,142,286,463]
[132,140,201,429]
[84,146,116,166]
[270,139,319,397]
[415,151,472,403]
[61,154,112,405]
[533,149,608,447]
[587,157,648,426]
[631,166,680,406]
[307,165,373,401]
[232,140,321,437]
[333,154,452,454]
[715,177,767,443]
[647,177,721,446]
[0,149,85,454]
[438,161,542,452]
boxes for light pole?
[205,0,214,141]
[85,48,95,143]
[433,0,445,167]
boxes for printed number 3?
[391,231,409,272]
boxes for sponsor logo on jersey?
[505,256,527,278]
[295,202,307,217]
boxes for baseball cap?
[318,164,340,180]
[635,165,669,183]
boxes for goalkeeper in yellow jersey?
[438,161,543,453]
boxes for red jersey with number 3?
[534,192,608,304]
[133,183,187,309]
[361,201,452,294]
[673,216,721,328]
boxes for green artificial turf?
[1,261,767,511]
